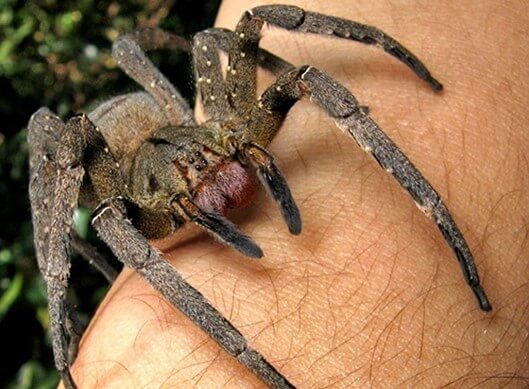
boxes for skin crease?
[69,0,529,387]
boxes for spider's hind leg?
[191,30,234,120]
[28,109,129,388]
[28,111,92,388]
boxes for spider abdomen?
[193,160,255,215]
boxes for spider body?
[127,122,259,238]
[86,93,257,238]
[28,5,491,388]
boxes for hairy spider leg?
[158,26,294,120]
[112,30,195,126]
[91,198,294,389]
[111,27,294,127]
[63,234,116,364]
[223,4,447,121]
[192,31,235,120]
[28,109,62,270]
[28,109,75,388]
[224,12,265,113]
[248,65,491,311]
[248,5,443,91]
[303,67,489,310]
[108,25,295,123]
[28,109,117,379]
[28,112,124,388]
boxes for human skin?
[70,0,529,387]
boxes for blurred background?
[0,1,220,387]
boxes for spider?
[28,5,492,388]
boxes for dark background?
[0,1,220,387]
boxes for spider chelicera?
[28,5,491,388]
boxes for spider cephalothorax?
[28,5,491,388]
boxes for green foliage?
[0,0,220,386]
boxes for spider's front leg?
[247,5,443,91]
[111,26,293,124]
[90,198,294,388]
[224,4,443,119]
[246,65,491,311]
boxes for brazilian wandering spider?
[28,4,492,388]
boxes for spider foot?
[472,284,492,312]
